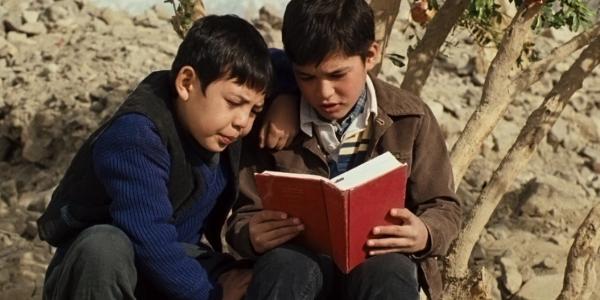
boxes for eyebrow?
[295,66,352,77]
[233,94,264,110]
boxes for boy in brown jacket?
[226,0,461,299]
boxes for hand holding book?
[248,210,304,254]
[254,151,408,272]
[367,208,430,256]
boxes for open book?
[254,151,407,273]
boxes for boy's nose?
[232,110,251,131]
[316,80,335,100]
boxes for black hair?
[282,0,375,66]
[171,15,273,95]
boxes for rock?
[23,221,37,240]
[4,11,47,35]
[90,17,109,33]
[580,146,600,161]
[16,22,47,35]
[519,183,555,217]
[99,8,133,27]
[428,101,444,119]
[39,63,60,78]
[0,179,18,207]
[7,31,36,46]
[134,10,162,28]
[3,13,24,32]
[499,256,523,295]
[488,224,511,241]
[592,161,600,174]
[554,62,570,73]
[471,73,485,86]
[519,265,535,283]
[25,188,53,214]
[0,37,18,58]
[571,115,600,143]
[21,111,58,163]
[42,2,79,31]
[547,117,568,146]
[259,5,283,30]
[514,274,563,300]
[548,235,570,247]
[43,1,79,23]
[152,4,172,21]
[547,27,578,43]
[22,10,40,24]
[492,120,522,155]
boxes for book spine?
[321,182,349,273]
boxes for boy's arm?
[226,130,302,257]
[258,49,301,150]
[93,114,221,300]
[408,104,462,258]
[370,104,461,258]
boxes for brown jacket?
[226,77,461,300]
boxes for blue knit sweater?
[92,113,228,300]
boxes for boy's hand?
[248,210,304,253]
[259,94,299,150]
[366,208,429,255]
[218,268,252,300]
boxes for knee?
[72,225,134,269]
[356,253,418,285]
[257,246,322,275]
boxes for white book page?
[331,151,404,190]
[257,170,327,181]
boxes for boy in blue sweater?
[38,15,273,300]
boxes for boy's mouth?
[321,103,341,114]
[218,134,237,145]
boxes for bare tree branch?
[514,22,600,93]
[558,202,600,300]
[369,0,402,75]
[400,0,470,96]
[449,2,543,186]
[444,36,600,286]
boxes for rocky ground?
[0,0,599,299]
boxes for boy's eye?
[227,99,242,106]
[330,73,345,79]
[297,75,314,81]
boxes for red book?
[254,152,407,273]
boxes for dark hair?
[282,0,375,66]
[171,15,273,95]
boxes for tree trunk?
[400,0,470,97]
[558,202,600,300]
[449,3,543,186]
[444,36,600,294]
[369,0,402,75]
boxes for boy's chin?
[198,139,227,153]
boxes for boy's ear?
[175,66,198,102]
[365,42,381,71]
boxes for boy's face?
[292,42,379,121]
[175,67,264,152]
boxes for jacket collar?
[369,74,425,117]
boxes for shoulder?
[93,113,165,154]
[371,76,426,117]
